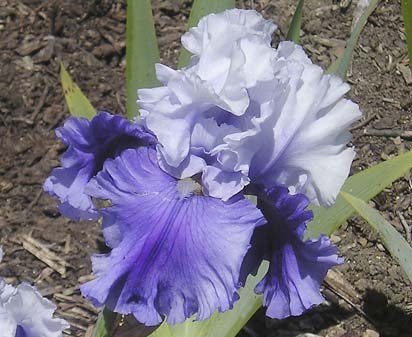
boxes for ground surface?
[0,0,411,336]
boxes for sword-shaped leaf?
[60,63,96,119]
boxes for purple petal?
[15,326,27,337]
[242,186,342,319]
[44,111,156,220]
[80,147,264,325]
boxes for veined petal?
[44,111,156,220]
[81,147,264,325]
[241,186,342,319]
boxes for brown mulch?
[0,1,411,336]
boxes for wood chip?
[21,235,67,277]
[363,128,412,139]
[398,64,412,85]
[78,274,95,283]
[39,285,63,297]
[62,286,79,296]
[58,316,87,331]
[69,307,94,320]
[35,267,55,283]
[84,325,94,337]
[64,234,71,254]
[325,268,361,302]
[77,299,99,314]
[54,293,77,303]
[363,329,380,337]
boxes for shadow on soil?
[363,289,412,337]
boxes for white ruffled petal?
[1,282,69,337]
[182,9,276,56]
[139,9,361,205]
[0,308,16,337]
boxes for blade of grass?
[306,150,412,238]
[178,0,235,68]
[401,0,412,68]
[286,0,305,43]
[327,0,379,79]
[126,0,160,120]
[60,63,96,119]
[341,192,412,283]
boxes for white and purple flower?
[44,8,360,326]
[0,249,69,337]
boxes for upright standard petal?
[182,9,276,57]
[81,147,264,325]
[0,282,69,337]
[44,111,156,220]
[212,42,361,206]
[241,186,342,319]
[247,42,362,206]
[139,10,360,205]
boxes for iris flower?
[45,8,360,326]
[0,248,69,337]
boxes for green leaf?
[327,0,380,79]
[60,63,96,119]
[178,0,235,68]
[306,150,412,238]
[341,192,412,283]
[126,0,160,120]
[401,0,412,69]
[286,0,304,43]
[149,262,268,337]
[91,307,118,337]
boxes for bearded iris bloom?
[0,249,69,337]
[45,8,360,326]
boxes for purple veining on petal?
[81,147,264,325]
[240,185,342,319]
[44,111,156,220]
